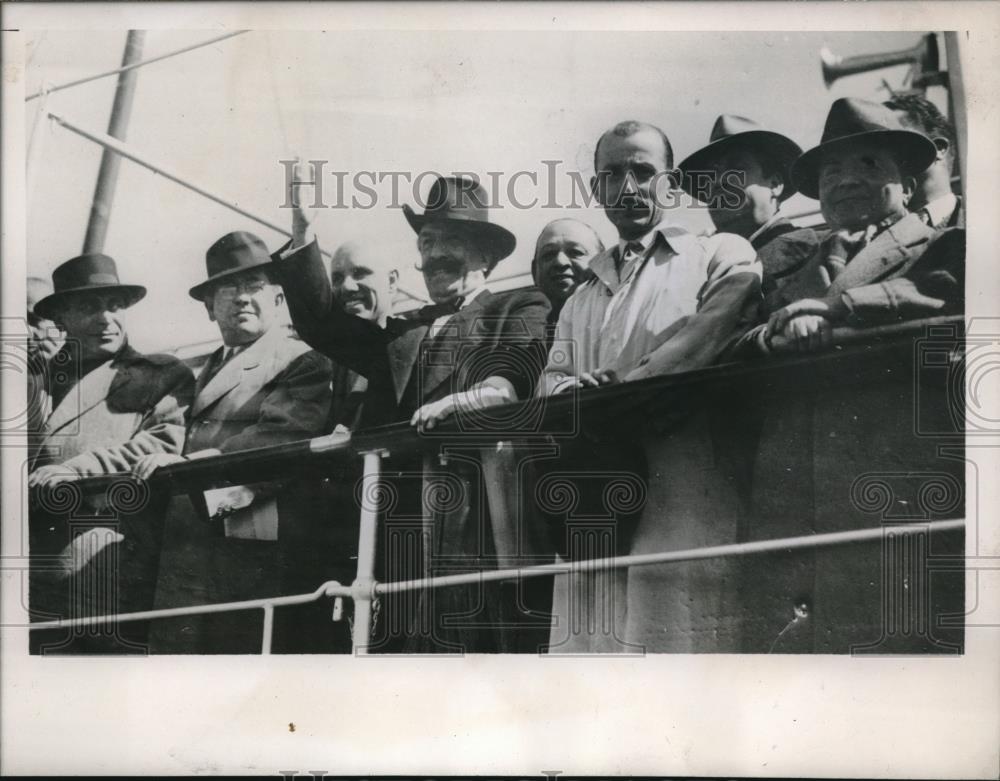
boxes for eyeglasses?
[213,280,270,298]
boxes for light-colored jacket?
[30,344,194,476]
[541,224,762,394]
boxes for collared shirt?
[921,192,958,229]
[542,223,760,394]
[428,284,488,339]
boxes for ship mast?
[82,29,145,254]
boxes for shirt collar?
[922,192,958,228]
[461,284,488,308]
[614,221,688,260]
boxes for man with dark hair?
[540,120,762,653]
[884,93,963,228]
[543,119,761,393]
[593,119,674,177]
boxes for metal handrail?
[26,520,965,653]
[53,314,963,497]
[26,314,965,653]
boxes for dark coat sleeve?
[482,288,551,400]
[841,227,966,324]
[270,239,390,380]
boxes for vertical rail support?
[261,603,275,655]
[82,29,146,254]
[351,450,386,655]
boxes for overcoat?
[28,343,194,654]
[272,240,554,652]
[150,325,336,653]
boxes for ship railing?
[24,315,967,654]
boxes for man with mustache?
[272,173,552,653]
[530,218,605,348]
[752,98,964,353]
[27,254,194,653]
[133,232,334,653]
[542,120,761,394]
[539,120,762,653]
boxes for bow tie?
[418,297,464,322]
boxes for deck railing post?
[261,603,275,655]
[351,450,386,655]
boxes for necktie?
[620,240,645,265]
[823,229,871,280]
[920,207,933,227]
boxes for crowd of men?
[26,94,965,654]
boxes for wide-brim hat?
[34,253,146,320]
[403,175,516,263]
[678,115,803,202]
[189,231,273,301]
[792,97,937,200]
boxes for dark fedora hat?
[189,231,273,301]
[792,97,937,200]
[678,115,802,201]
[402,175,516,262]
[34,253,146,320]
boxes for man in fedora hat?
[27,253,195,653]
[272,171,552,653]
[679,115,814,252]
[28,254,193,484]
[733,99,966,653]
[746,97,964,353]
[132,231,335,653]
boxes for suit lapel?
[388,321,428,403]
[828,212,936,296]
[191,327,299,418]
[419,290,492,400]
[43,348,135,436]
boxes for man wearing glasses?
[133,231,333,653]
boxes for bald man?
[531,218,604,346]
[326,241,398,431]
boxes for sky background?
[24,30,944,353]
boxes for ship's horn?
[821,33,939,89]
